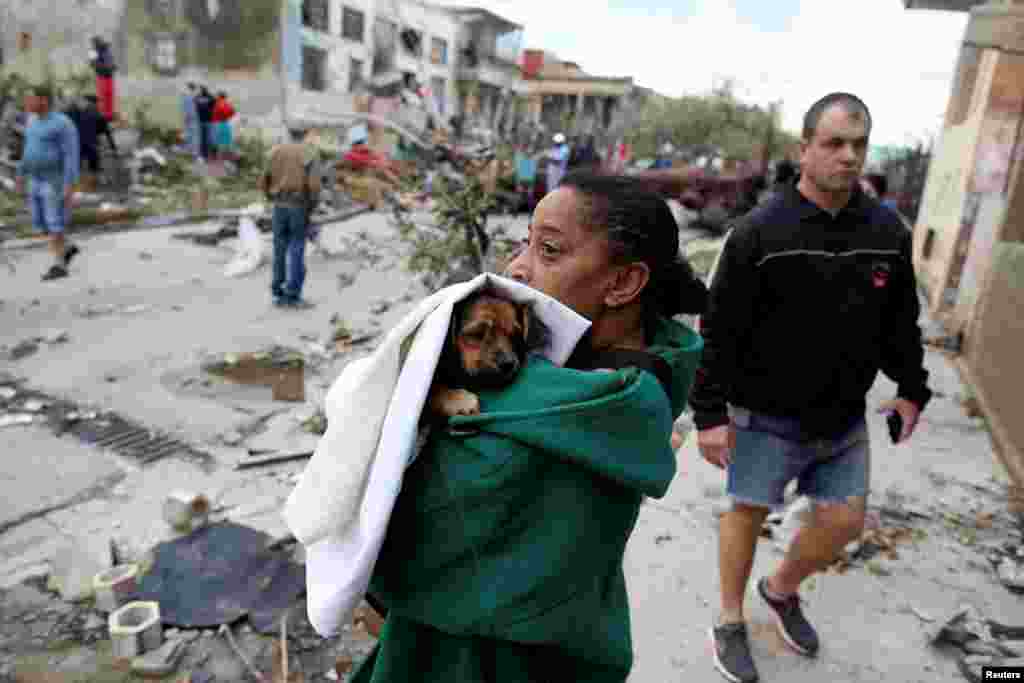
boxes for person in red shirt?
[211,91,236,161]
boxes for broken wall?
[958,242,1024,486]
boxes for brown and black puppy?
[428,290,549,418]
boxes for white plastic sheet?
[223,216,266,278]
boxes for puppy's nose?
[497,354,519,376]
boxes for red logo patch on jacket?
[871,262,891,288]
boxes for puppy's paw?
[434,388,480,417]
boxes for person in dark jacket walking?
[73,95,118,189]
[691,93,932,683]
[193,86,216,161]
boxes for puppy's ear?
[519,303,549,351]
[451,297,469,347]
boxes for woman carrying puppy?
[353,171,708,683]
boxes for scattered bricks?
[109,601,162,659]
[131,638,186,678]
[163,491,211,532]
[92,564,139,613]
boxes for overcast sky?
[447,0,969,148]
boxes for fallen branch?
[234,451,314,470]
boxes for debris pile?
[202,347,307,403]
[0,517,379,681]
[927,605,1024,682]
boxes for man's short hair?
[288,128,307,142]
[802,93,872,141]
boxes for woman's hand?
[697,424,734,469]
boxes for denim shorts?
[726,406,870,508]
[29,179,69,234]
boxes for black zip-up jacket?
[690,182,932,439]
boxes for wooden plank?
[234,451,314,470]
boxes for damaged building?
[446,6,526,135]
[521,49,642,142]
[0,0,530,144]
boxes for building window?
[431,37,447,66]
[432,76,446,115]
[400,28,422,57]
[348,57,363,92]
[302,0,329,33]
[302,45,328,92]
[341,6,364,42]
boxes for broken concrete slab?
[0,426,124,531]
[48,543,107,602]
[997,557,1024,591]
[131,638,186,678]
[926,605,971,645]
[4,339,38,361]
[0,413,35,428]
[3,582,52,618]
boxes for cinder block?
[109,601,162,659]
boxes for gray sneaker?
[758,577,819,656]
[710,623,759,683]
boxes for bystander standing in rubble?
[181,83,200,159]
[693,92,932,683]
[258,127,321,309]
[14,85,81,281]
[74,95,118,191]
[211,91,236,161]
[547,132,570,190]
[193,86,215,161]
[88,36,117,122]
[569,133,600,171]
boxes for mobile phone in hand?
[887,411,903,444]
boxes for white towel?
[283,273,591,636]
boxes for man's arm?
[881,227,932,411]
[258,146,276,195]
[689,223,760,429]
[61,117,80,191]
[98,116,118,153]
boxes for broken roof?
[436,4,523,30]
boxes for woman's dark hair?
[561,171,708,318]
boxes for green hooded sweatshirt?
[353,318,703,682]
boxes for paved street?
[0,213,1020,681]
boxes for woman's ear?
[604,262,650,309]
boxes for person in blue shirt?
[14,85,81,281]
[181,83,200,159]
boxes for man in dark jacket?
[193,86,215,161]
[691,93,931,683]
[73,96,118,188]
